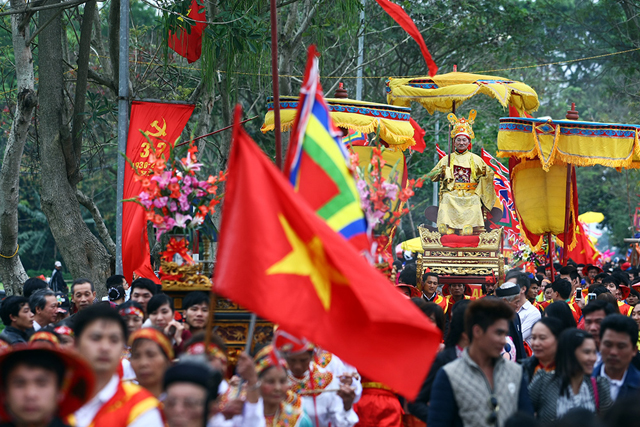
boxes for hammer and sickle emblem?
[145,118,167,137]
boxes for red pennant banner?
[122,101,195,284]
[374,0,438,76]
[168,0,207,63]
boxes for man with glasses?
[428,298,533,427]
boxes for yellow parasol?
[578,212,605,224]
[497,116,640,171]
[261,96,417,151]
[386,72,540,115]
[400,237,423,253]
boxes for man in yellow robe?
[427,110,496,236]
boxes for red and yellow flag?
[214,105,442,400]
[168,0,207,63]
[123,101,195,284]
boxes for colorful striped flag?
[284,45,369,251]
[342,129,368,146]
[481,148,520,239]
[435,143,447,159]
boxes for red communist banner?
[168,0,207,63]
[122,101,195,284]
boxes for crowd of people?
[395,257,640,427]
[1,259,640,427]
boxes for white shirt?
[317,351,362,404]
[291,364,359,427]
[601,364,628,401]
[33,321,42,332]
[518,300,541,345]
[74,375,163,427]
[207,400,265,427]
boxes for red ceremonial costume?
[353,375,403,427]
[68,380,160,427]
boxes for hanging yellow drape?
[497,117,640,171]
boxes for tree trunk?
[38,0,112,295]
[0,0,37,295]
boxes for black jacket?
[510,313,527,363]
[51,270,68,294]
[0,326,29,345]
[408,346,458,422]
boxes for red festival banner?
[168,0,207,63]
[122,101,195,284]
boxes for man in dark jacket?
[0,296,34,344]
[593,314,640,400]
[495,281,527,362]
[50,261,67,294]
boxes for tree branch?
[76,189,117,257]
[0,0,88,18]
[87,68,117,94]
[291,0,321,48]
[71,0,96,161]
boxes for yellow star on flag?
[266,214,348,311]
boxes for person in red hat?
[441,283,473,316]
[582,265,603,286]
[395,264,422,298]
[0,343,96,427]
[603,277,633,316]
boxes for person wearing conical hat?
[426,110,496,236]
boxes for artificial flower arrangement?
[508,234,548,272]
[350,139,425,269]
[126,140,226,288]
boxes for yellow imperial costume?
[427,110,496,235]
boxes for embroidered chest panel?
[453,165,471,183]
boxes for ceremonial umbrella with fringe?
[386,71,540,115]
[497,113,640,259]
[262,96,417,151]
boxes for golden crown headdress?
[447,110,477,139]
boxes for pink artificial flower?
[138,191,153,209]
[152,171,172,189]
[382,181,398,200]
[153,196,169,209]
[168,201,178,212]
[164,217,176,230]
[180,156,203,172]
[178,194,190,211]
[175,213,192,228]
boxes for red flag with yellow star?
[213,105,442,400]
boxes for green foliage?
[2,0,640,275]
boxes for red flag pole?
[548,232,555,279]
[269,0,282,169]
[562,103,579,266]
